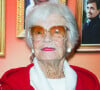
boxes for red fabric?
[0,64,100,90]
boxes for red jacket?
[0,64,100,90]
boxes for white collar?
[30,57,77,90]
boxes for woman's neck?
[38,59,65,79]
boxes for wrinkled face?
[86,2,100,19]
[31,14,67,61]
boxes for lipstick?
[41,47,55,51]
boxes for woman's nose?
[43,31,52,42]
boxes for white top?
[47,78,66,90]
[30,57,77,90]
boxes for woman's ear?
[65,40,75,60]
[66,42,72,53]
[65,31,73,53]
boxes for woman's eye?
[35,30,43,35]
[54,29,60,33]
[37,31,42,34]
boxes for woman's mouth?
[41,47,55,51]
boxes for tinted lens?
[50,26,66,39]
[31,26,44,40]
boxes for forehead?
[34,14,66,28]
[87,2,97,9]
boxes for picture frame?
[76,0,100,52]
[16,0,24,37]
[16,0,67,37]
[0,0,5,56]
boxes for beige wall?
[0,0,100,82]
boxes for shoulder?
[71,65,100,90]
[0,64,34,89]
[95,18,100,25]
[1,64,33,79]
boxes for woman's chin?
[35,51,64,61]
[37,55,59,61]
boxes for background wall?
[0,0,100,82]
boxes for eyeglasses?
[30,25,68,41]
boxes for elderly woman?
[0,2,100,90]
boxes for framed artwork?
[76,0,100,52]
[16,0,67,37]
[0,0,5,56]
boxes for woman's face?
[32,14,67,61]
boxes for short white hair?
[25,2,79,51]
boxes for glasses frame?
[30,25,68,41]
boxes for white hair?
[26,0,60,16]
[25,2,79,52]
